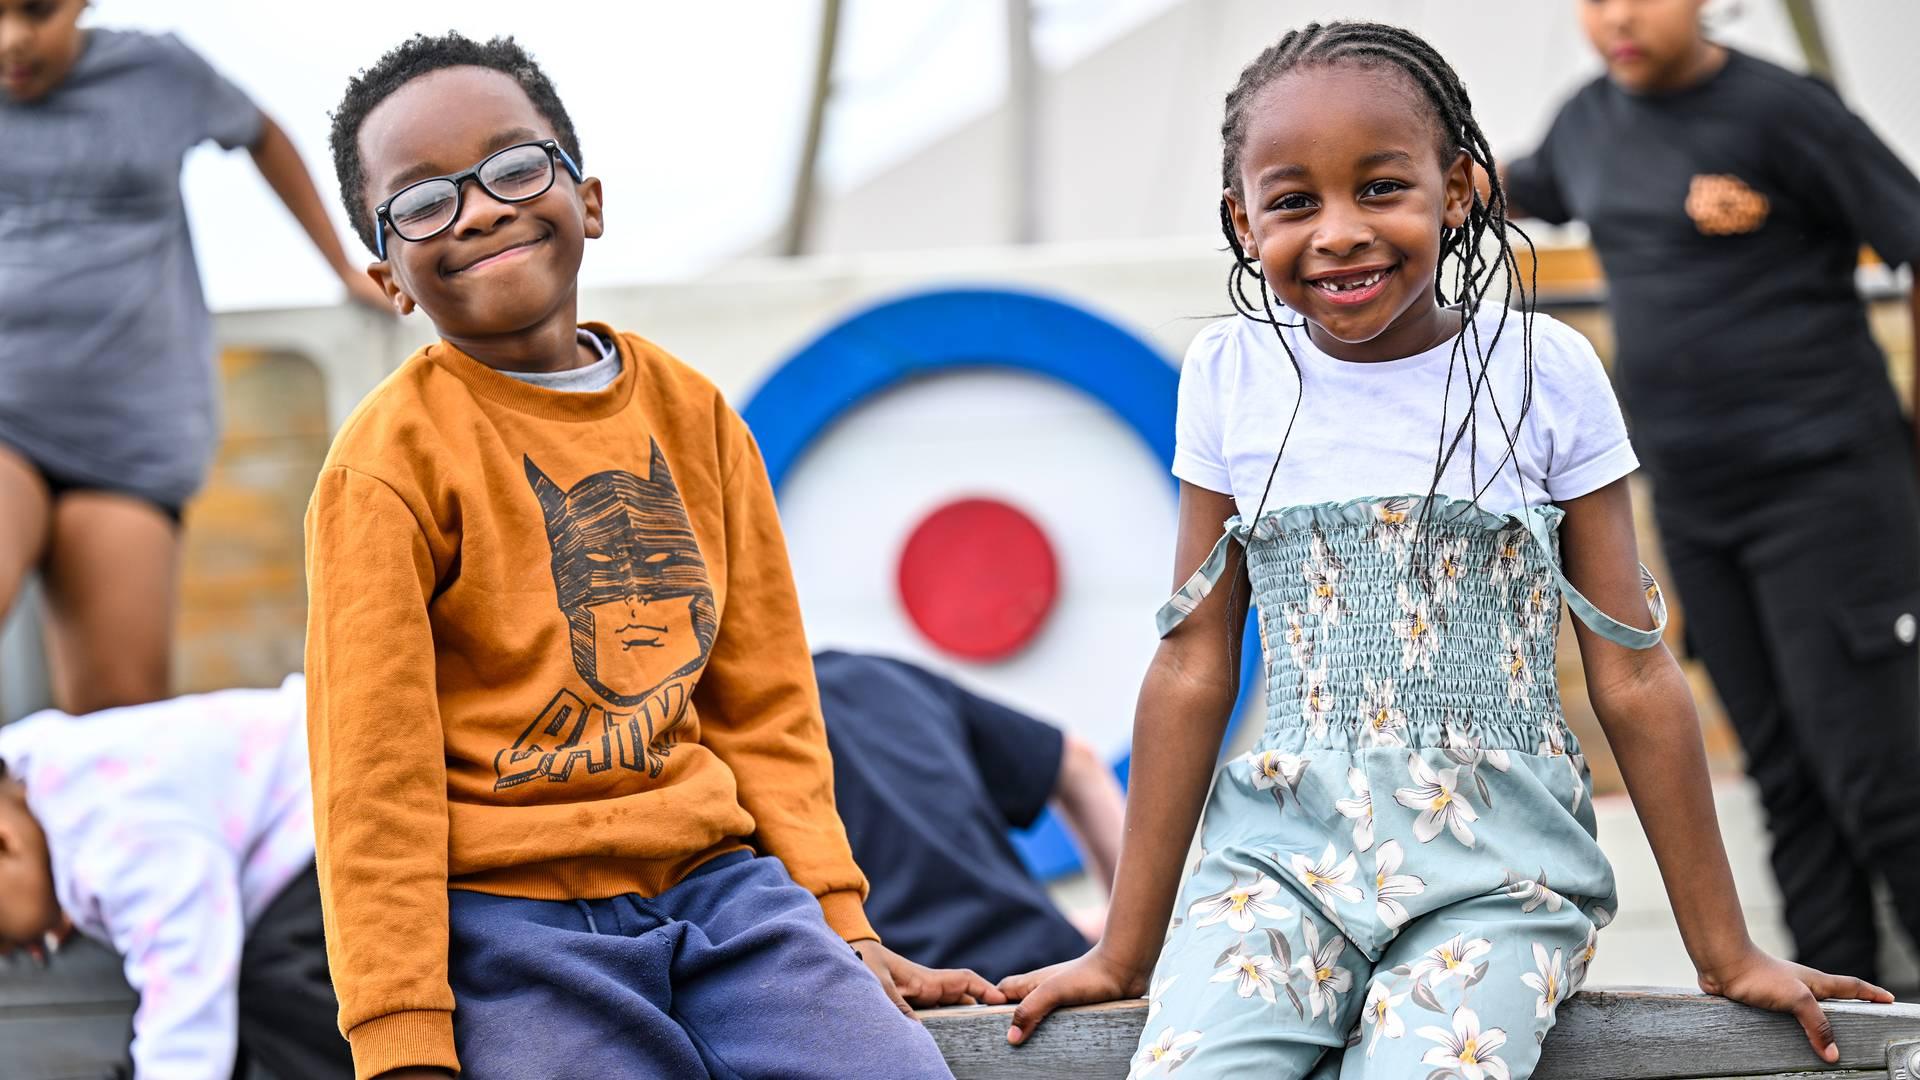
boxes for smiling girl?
[996,20,1886,1079]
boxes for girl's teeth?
[1320,269,1386,292]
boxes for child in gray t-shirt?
[0,3,383,717]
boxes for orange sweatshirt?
[303,325,872,1078]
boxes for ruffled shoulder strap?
[1155,517,1252,637]
[1522,506,1668,651]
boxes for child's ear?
[366,261,415,316]
[1223,188,1256,260]
[1444,150,1474,229]
[579,176,605,240]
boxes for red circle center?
[897,498,1060,662]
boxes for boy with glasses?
[310,33,988,1080]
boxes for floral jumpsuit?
[1135,494,1666,1080]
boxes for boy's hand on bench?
[998,946,1146,1045]
[850,938,1006,1015]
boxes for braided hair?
[1213,21,1540,664]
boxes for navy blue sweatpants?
[447,851,954,1080]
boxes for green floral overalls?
[1134,495,1666,1080]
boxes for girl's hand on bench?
[998,946,1146,1045]
[1696,944,1893,1063]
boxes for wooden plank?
[919,989,1920,1080]
[0,939,133,1010]
[1539,988,1920,1078]
[0,938,133,1079]
[1713,1073,1885,1080]
[0,1014,134,1080]
[924,999,1139,1080]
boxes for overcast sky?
[93,0,1178,311]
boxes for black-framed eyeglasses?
[374,140,584,260]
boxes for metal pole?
[1780,0,1836,83]
[1006,0,1038,244]
[782,0,843,257]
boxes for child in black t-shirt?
[813,651,1126,984]
[1504,0,1920,985]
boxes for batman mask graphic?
[526,442,717,708]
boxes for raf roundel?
[897,497,1060,662]
[741,288,1260,879]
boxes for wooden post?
[1781,0,1836,83]
[782,0,844,257]
[1005,0,1038,244]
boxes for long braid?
[1213,27,1337,672]
[1214,21,1539,643]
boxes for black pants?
[233,864,352,1079]
[1651,427,1920,983]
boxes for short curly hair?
[329,33,583,254]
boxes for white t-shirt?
[1172,308,1639,519]
[499,327,621,392]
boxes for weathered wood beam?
[920,988,1920,1080]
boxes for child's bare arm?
[1051,732,1127,894]
[1000,482,1247,1043]
[245,112,389,311]
[1560,480,1889,1062]
[1559,483,1749,970]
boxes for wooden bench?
[921,991,1920,1079]
[12,944,1920,1080]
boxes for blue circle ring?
[741,286,1261,879]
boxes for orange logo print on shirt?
[494,441,718,790]
[1685,174,1770,236]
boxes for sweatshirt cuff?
[817,889,877,944]
[348,1009,459,1080]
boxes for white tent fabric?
[781,0,1917,258]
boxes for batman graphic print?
[494,440,718,790]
